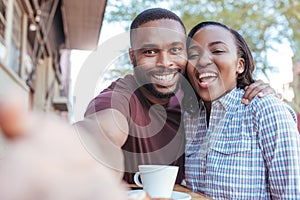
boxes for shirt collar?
[213,88,244,113]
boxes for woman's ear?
[237,58,245,74]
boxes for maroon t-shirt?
[85,75,185,184]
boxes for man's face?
[129,19,187,99]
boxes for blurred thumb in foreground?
[0,93,128,200]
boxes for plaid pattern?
[184,88,300,199]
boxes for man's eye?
[143,50,157,55]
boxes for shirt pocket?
[210,136,252,155]
[185,135,208,158]
[185,143,200,157]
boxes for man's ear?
[128,48,136,65]
[237,58,245,74]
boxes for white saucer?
[171,191,192,200]
[128,189,191,200]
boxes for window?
[8,0,21,73]
[0,0,6,43]
[0,0,7,61]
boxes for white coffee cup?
[133,165,178,198]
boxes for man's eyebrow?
[139,44,159,49]
[137,41,184,50]
[170,41,185,46]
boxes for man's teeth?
[199,73,217,79]
[154,74,174,81]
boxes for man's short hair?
[130,8,186,46]
[130,8,185,31]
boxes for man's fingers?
[242,80,277,105]
[243,80,269,100]
[0,93,29,139]
[243,80,262,100]
[275,92,283,100]
[257,85,276,98]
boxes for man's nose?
[157,51,173,67]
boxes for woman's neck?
[203,88,235,126]
[204,101,211,127]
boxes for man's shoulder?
[84,75,138,117]
[100,75,136,94]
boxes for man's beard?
[143,83,178,99]
[132,59,181,99]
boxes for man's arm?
[73,108,128,177]
[242,80,276,105]
[84,108,129,147]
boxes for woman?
[183,21,300,199]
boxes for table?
[128,184,212,200]
[173,185,212,200]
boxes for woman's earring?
[238,68,243,74]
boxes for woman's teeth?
[199,73,217,82]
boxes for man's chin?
[143,84,177,99]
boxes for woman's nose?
[197,52,212,68]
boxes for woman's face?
[187,25,245,102]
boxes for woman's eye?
[188,53,199,59]
[171,47,182,53]
[212,49,225,54]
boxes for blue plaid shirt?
[184,88,300,199]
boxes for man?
[77,8,274,184]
